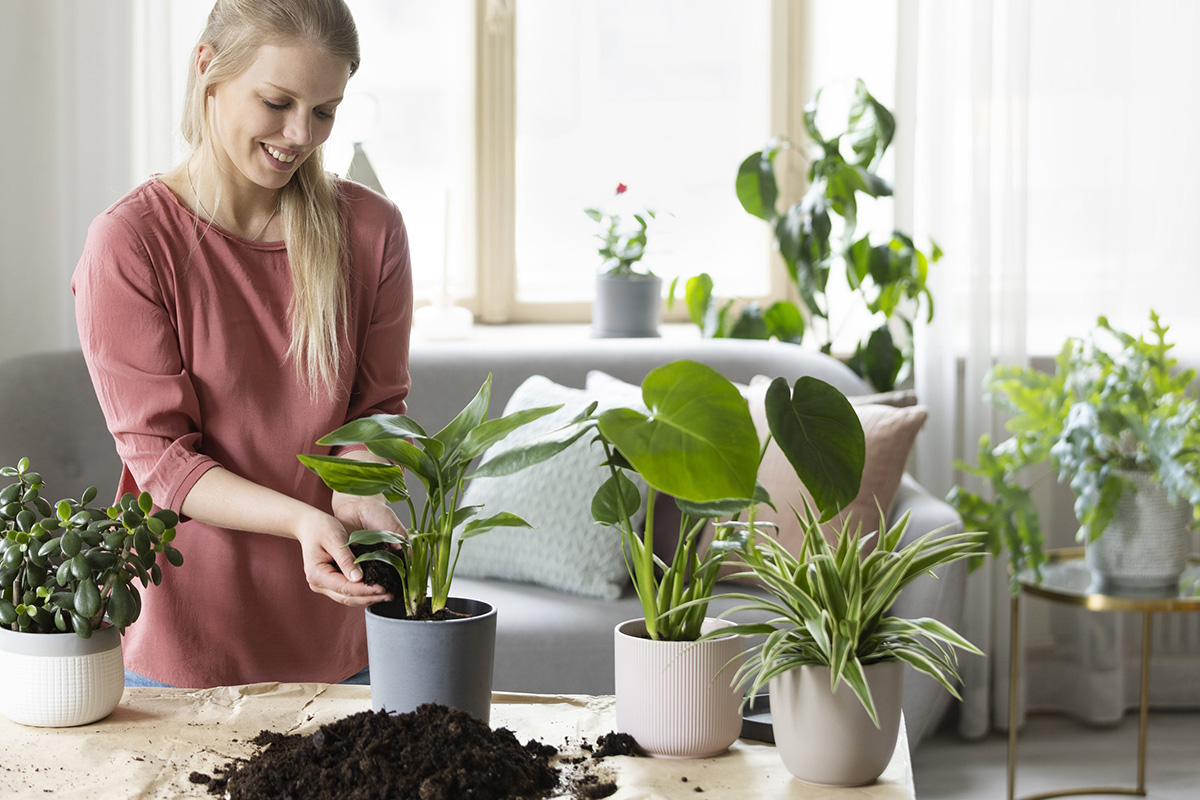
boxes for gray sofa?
[0,338,965,746]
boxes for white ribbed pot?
[1085,469,1193,591]
[0,623,125,727]
[769,661,904,787]
[613,617,743,758]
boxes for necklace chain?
[186,162,279,241]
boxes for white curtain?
[904,0,1200,738]
[0,2,138,364]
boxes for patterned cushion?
[453,375,646,600]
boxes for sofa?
[0,338,965,747]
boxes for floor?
[912,710,1200,799]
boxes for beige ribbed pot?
[0,623,125,727]
[769,660,904,787]
[613,617,743,758]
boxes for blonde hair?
[181,0,360,398]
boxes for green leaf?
[73,579,100,619]
[108,581,137,630]
[684,273,715,329]
[316,414,427,446]
[164,544,184,568]
[470,418,594,479]
[591,472,644,526]
[364,438,438,485]
[597,361,760,503]
[297,455,407,501]
[347,529,406,547]
[459,404,563,462]
[353,548,407,576]
[433,374,493,455]
[460,512,533,540]
[735,147,779,221]
[847,324,904,392]
[764,376,865,520]
[762,301,805,344]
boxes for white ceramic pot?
[769,660,904,787]
[1085,468,1193,590]
[0,623,125,727]
[613,617,743,758]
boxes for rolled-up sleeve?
[73,212,218,510]
[342,204,413,428]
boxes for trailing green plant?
[299,375,566,619]
[950,311,1200,583]
[584,182,658,277]
[0,458,181,638]
[679,79,940,392]
[519,360,866,642]
[709,510,982,727]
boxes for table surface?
[1015,547,1200,612]
[0,684,914,799]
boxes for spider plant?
[713,509,983,726]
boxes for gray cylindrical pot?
[593,272,662,338]
[365,597,497,723]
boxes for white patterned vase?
[1085,469,1193,591]
[0,623,125,727]
[613,617,743,758]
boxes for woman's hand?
[331,493,407,540]
[294,508,393,607]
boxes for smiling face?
[201,39,351,193]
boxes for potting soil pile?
[192,702,625,800]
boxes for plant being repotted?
[526,359,866,756]
[298,375,566,723]
[950,311,1200,589]
[677,78,941,392]
[712,509,981,786]
[584,182,663,338]
[0,457,181,727]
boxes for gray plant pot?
[592,272,662,338]
[1085,468,1193,591]
[365,597,497,723]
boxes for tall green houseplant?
[683,79,940,392]
[950,311,1200,582]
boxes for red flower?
[615,183,628,195]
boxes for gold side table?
[1007,547,1200,800]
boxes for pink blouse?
[72,178,412,687]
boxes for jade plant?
[299,375,566,619]
[950,311,1200,581]
[0,458,181,638]
[512,360,866,641]
[710,510,982,726]
[679,79,940,392]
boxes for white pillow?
[454,375,647,600]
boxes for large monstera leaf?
[596,360,760,503]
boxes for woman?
[72,0,411,688]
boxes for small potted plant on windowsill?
[523,359,866,757]
[299,375,567,723]
[0,458,181,727]
[585,182,663,338]
[950,311,1200,590]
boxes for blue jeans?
[124,665,371,688]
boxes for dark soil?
[194,703,632,800]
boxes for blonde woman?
[73,0,411,688]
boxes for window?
[150,0,792,323]
[512,0,774,314]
